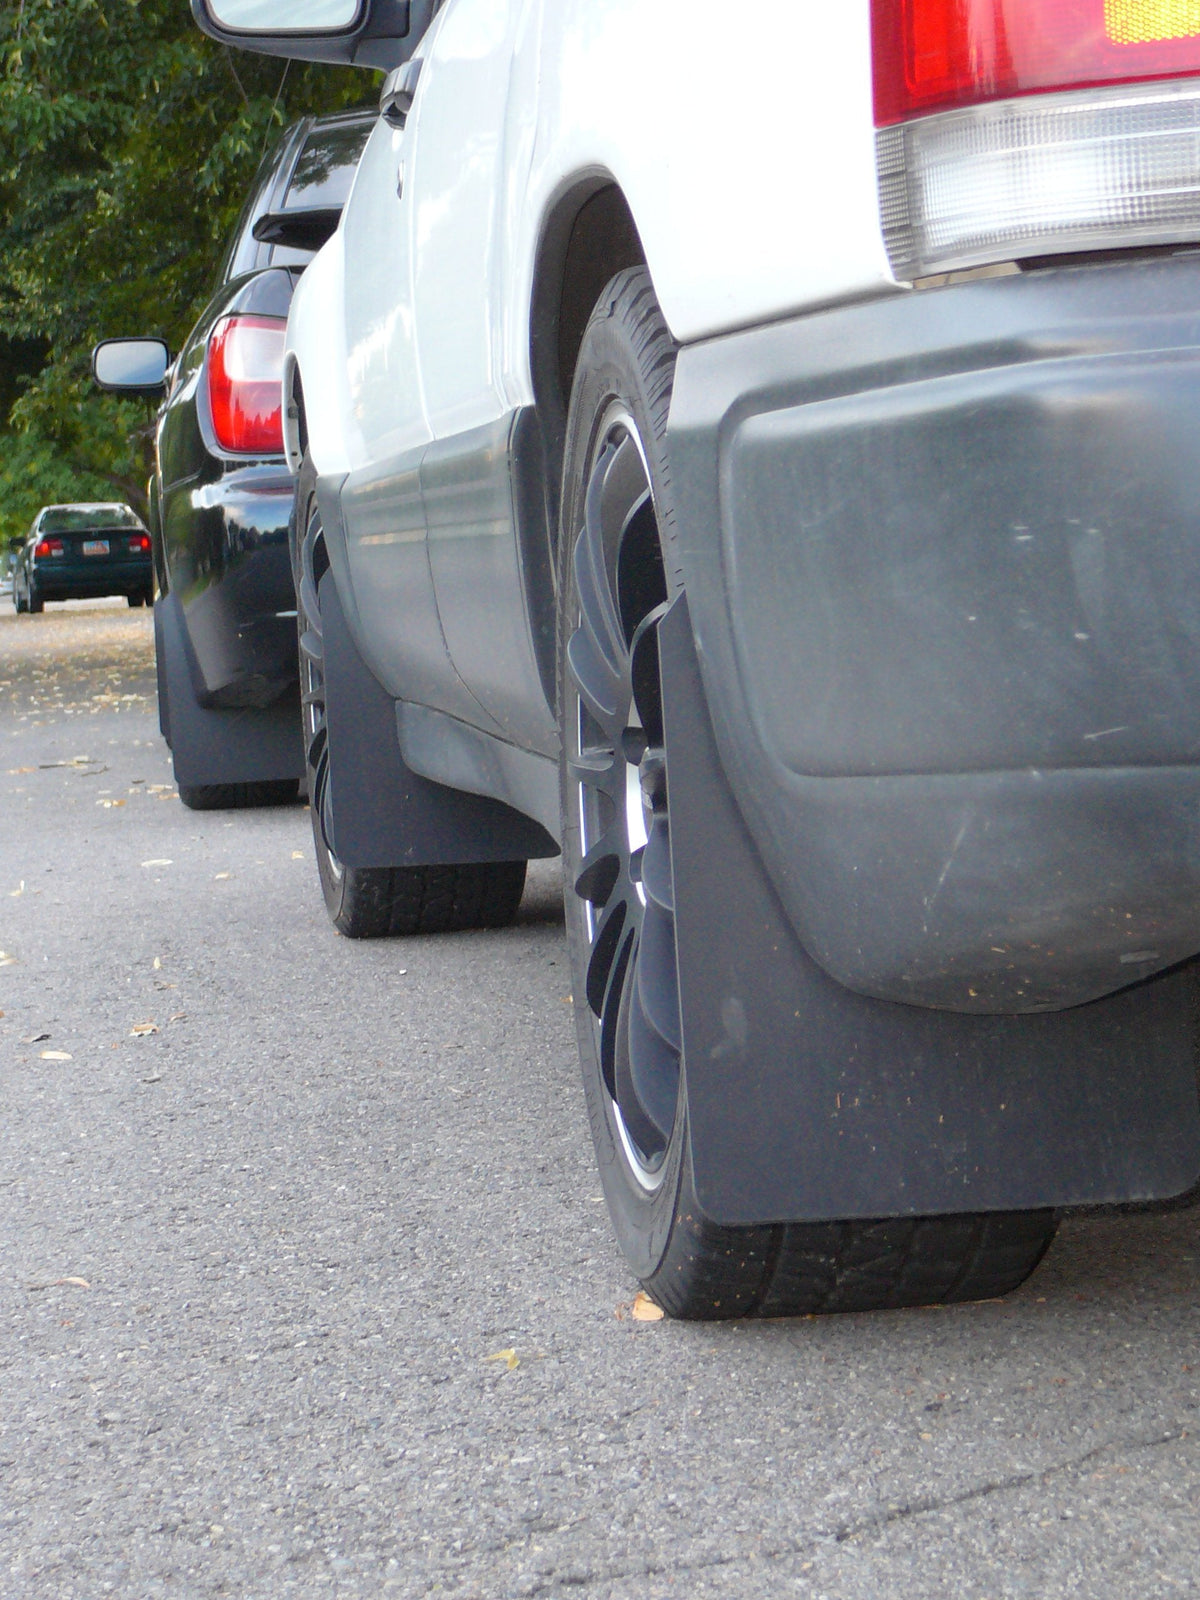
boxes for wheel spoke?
[636,885,682,1055]
[640,812,674,914]
[617,967,678,1154]
[629,601,669,746]
[585,895,629,1018]
[574,442,628,673]
[574,833,621,907]
[567,622,624,729]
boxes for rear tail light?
[127,533,151,554]
[206,314,286,455]
[872,0,1200,126]
[873,2,1200,280]
[35,538,64,558]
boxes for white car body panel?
[287,0,894,475]
[282,231,356,477]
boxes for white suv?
[194,0,1200,1318]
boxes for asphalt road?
[3,601,1200,1600]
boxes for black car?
[92,110,372,810]
[11,503,153,613]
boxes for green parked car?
[11,503,153,614]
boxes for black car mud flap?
[659,595,1200,1227]
[157,592,304,787]
[319,570,556,869]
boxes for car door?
[408,0,558,754]
[336,90,508,732]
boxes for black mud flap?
[157,592,304,788]
[659,595,1200,1227]
[319,570,556,869]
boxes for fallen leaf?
[291,851,305,860]
[140,859,172,867]
[96,798,126,808]
[9,881,25,896]
[7,767,36,774]
[141,1074,163,1085]
[130,1021,158,1037]
[40,1050,72,1061]
[0,951,17,967]
[214,872,230,881]
[167,1012,187,1022]
[26,1276,91,1291]
[152,957,161,970]
[21,1032,51,1044]
[631,1292,664,1323]
[485,1348,520,1371]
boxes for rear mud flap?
[157,592,304,788]
[659,595,1200,1226]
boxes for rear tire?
[178,779,300,811]
[28,585,43,614]
[558,267,1057,1320]
[293,454,527,940]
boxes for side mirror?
[8,536,22,553]
[93,338,171,396]
[189,0,433,69]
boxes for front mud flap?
[157,592,304,787]
[319,570,556,869]
[658,595,1200,1227]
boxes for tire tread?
[332,860,527,940]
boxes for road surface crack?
[833,1424,1188,1543]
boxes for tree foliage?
[0,0,370,541]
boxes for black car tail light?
[35,538,65,558]
[206,314,286,456]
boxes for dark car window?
[282,118,372,212]
[219,115,373,282]
[39,506,143,533]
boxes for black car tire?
[294,456,527,940]
[27,585,43,614]
[178,779,300,811]
[13,586,26,614]
[557,267,1058,1320]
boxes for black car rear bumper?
[667,255,1200,1017]
[33,556,150,601]
[172,463,297,709]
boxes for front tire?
[293,456,526,939]
[558,268,1057,1319]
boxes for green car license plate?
[82,539,109,556]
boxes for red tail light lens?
[127,533,151,554]
[206,314,286,455]
[872,0,1200,125]
[35,538,64,558]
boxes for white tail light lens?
[878,80,1200,278]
